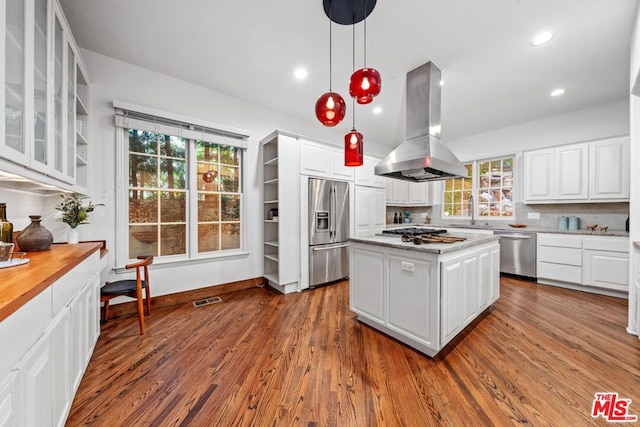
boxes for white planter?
[68,228,79,244]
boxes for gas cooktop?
[382,227,447,236]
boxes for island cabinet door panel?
[461,254,479,326]
[478,245,500,310]
[441,258,464,345]
[387,254,438,348]
[350,247,385,323]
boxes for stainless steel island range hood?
[375,62,468,182]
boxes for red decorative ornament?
[344,130,364,166]
[349,68,381,104]
[315,92,346,127]
[202,170,217,183]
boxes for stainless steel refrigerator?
[308,178,350,287]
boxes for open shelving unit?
[74,63,90,190]
[263,137,280,284]
[260,131,300,293]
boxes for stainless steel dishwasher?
[494,230,537,279]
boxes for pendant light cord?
[363,0,367,67]
[352,17,356,129]
[329,1,333,90]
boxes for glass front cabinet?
[1,0,90,192]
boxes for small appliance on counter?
[557,216,568,230]
[568,216,580,230]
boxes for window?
[442,156,514,219]
[443,164,473,217]
[115,103,248,264]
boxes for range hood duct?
[375,62,468,182]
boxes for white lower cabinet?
[537,233,629,294]
[388,254,438,348]
[17,325,53,427]
[350,247,385,323]
[441,245,499,345]
[0,371,19,427]
[351,241,500,356]
[0,253,100,427]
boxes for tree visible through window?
[127,129,242,260]
[443,164,473,217]
[442,156,515,219]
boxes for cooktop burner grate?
[382,227,447,236]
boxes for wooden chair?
[101,255,153,334]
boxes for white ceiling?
[59,0,638,147]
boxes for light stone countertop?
[387,222,629,237]
[350,233,499,254]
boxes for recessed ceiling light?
[550,88,565,97]
[294,68,308,80]
[439,80,445,87]
[531,31,554,47]
[373,106,382,114]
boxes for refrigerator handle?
[329,185,334,239]
[332,184,337,240]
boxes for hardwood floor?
[67,277,640,426]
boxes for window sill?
[114,250,249,273]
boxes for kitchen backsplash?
[387,202,629,231]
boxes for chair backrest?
[126,255,153,285]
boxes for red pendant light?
[202,170,217,183]
[344,129,363,166]
[349,68,381,104]
[315,92,346,127]
[316,3,346,127]
[349,0,381,104]
[345,24,363,167]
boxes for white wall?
[78,50,391,297]
[627,3,640,335]
[446,99,629,162]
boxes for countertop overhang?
[387,223,629,237]
[0,242,104,322]
[350,233,499,254]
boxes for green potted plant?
[56,193,100,243]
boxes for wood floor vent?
[192,296,222,307]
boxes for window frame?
[441,155,516,221]
[114,104,250,269]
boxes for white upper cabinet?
[523,137,629,204]
[589,136,630,200]
[0,0,90,192]
[299,139,354,181]
[354,155,384,188]
[385,178,431,206]
[555,143,588,199]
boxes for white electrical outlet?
[527,212,540,219]
[401,262,415,273]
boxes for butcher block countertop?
[0,242,104,322]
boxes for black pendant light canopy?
[323,0,376,25]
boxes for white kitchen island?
[349,232,500,357]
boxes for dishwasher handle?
[498,234,534,240]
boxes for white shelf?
[264,199,278,204]
[264,241,279,247]
[264,254,279,262]
[264,157,278,166]
[76,95,88,115]
[264,178,278,184]
[264,219,279,223]
[264,272,279,285]
[76,155,87,166]
[76,131,88,145]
